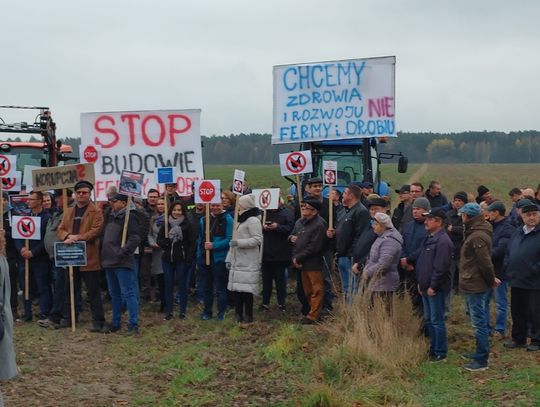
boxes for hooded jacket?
[459,214,495,293]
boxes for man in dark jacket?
[391,184,413,232]
[425,180,449,209]
[458,203,498,371]
[446,191,467,295]
[290,198,327,324]
[503,203,540,352]
[101,193,141,335]
[326,183,369,302]
[416,208,454,362]
[261,203,294,311]
[351,197,388,269]
[486,201,515,339]
[14,191,51,323]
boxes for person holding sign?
[14,191,50,323]
[157,201,197,320]
[2,192,20,322]
[57,181,106,332]
[196,202,233,321]
[101,194,141,335]
[226,194,263,323]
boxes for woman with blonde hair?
[221,190,236,218]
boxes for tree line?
[13,130,540,164]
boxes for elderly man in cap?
[458,202,498,371]
[57,180,106,331]
[391,184,413,232]
[326,183,370,303]
[504,203,540,352]
[101,193,141,335]
[416,208,454,362]
[290,197,328,324]
[486,201,515,339]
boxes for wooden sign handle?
[328,185,334,229]
[164,193,169,238]
[24,239,29,300]
[205,204,211,266]
[121,196,132,247]
[295,174,303,206]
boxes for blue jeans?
[20,260,51,319]
[465,292,490,365]
[338,256,358,303]
[422,291,448,357]
[163,259,191,315]
[106,268,139,328]
[201,261,228,318]
[485,281,508,333]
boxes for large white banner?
[81,109,203,200]
[272,56,396,144]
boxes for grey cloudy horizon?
[1,0,539,140]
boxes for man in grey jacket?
[101,193,141,335]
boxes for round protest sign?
[285,152,307,174]
[259,189,272,209]
[17,216,36,239]
[0,155,13,177]
[83,146,98,163]
[324,169,336,185]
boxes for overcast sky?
[1,0,539,139]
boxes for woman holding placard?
[157,201,197,320]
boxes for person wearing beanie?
[476,185,494,204]
[458,202,498,371]
[504,203,540,352]
[226,194,262,323]
[446,192,468,297]
[399,197,431,315]
[486,201,515,340]
[361,212,403,304]
[290,198,328,324]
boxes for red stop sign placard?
[198,181,216,202]
[83,146,98,163]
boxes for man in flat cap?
[504,203,540,352]
[57,180,106,331]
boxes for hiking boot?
[200,313,212,321]
[54,319,70,329]
[89,322,105,333]
[102,325,121,334]
[235,314,244,323]
[503,340,527,349]
[464,361,488,371]
[37,318,50,328]
[460,352,476,360]
[245,316,253,324]
[277,304,286,312]
[259,304,270,311]
[124,326,139,336]
[526,344,540,352]
[300,317,316,325]
[217,313,225,321]
[164,314,173,321]
[179,313,186,320]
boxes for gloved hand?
[229,240,238,247]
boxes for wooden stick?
[328,185,334,229]
[232,200,240,240]
[164,193,169,238]
[62,189,76,332]
[24,239,29,300]
[295,174,303,206]
[205,203,210,266]
[121,196,132,247]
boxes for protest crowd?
[1,176,540,380]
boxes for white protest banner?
[232,169,245,196]
[252,188,280,210]
[0,155,17,177]
[323,161,337,186]
[279,150,313,176]
[12,215,41,240]
[1,171,22,192]
[23,165,40,191]
[194,180,221,204]
[272,56,396,144]
[80,109,203,200]
[31,163,95,192]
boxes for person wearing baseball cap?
[485,201,516,340]
[504,202,540,352]
[392,184,413,232]
[457,202,498,371]
[290,197,327,324]
[415,207,454,362]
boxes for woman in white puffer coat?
[226,194,263,323]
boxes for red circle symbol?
[324,170,336,185]
[83,146,98,163]
[259,190,272,209]
[2,177,16,190]
[0,155,12,177]
[17,217,36,239]
[198,181,216,203]
[285,153,306,174]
